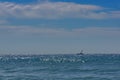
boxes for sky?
[0,0,120,55]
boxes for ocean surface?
[0,54,120,80]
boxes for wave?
[0,54,120,80]
[0,54,120,64]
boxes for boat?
[76,50,84,55]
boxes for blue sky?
[0,0,120,54]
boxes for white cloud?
[0,2,119,19]
[0,26,73,37]
[0,26,120,37]
[73,27,120,37]
[0,20,7,24]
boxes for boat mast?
[80,50,83,53]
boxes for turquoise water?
[0,54,120,80]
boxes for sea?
[0,54,120,80]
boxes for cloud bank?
[0,20,7,24]
[0,2,120,19]
[0,26,120,37]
